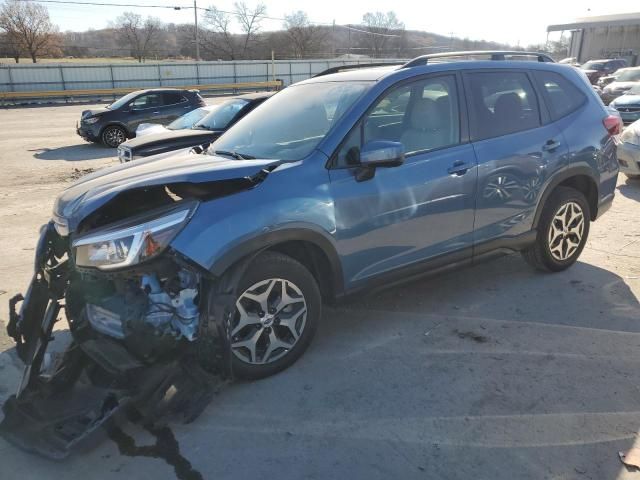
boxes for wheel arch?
[209,228,344,302]
[533,167,600,227]
[99,122,132,140]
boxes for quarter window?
[335,75,460,167]
[467,72,540,140]
[533,71,586,121]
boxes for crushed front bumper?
[76,122,99,142]
[2,222,234,459]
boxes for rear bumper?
[596,193,615,219]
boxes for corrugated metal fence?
[0,59,405,94]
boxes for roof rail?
[403,51,555,68]
[313,62,404,77]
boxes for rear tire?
[101,125,126,147]
[522,186,590,272]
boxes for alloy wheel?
[231,278,307,365]
[104,127,125,147]
[547,201,585,261]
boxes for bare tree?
[283,11,325,59]
[115,12,161,62]
[0,0,61,63]
[361,11,404,57]
[234,1,266,58]
[201,6,237,59]
[0,30,23,63]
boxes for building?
[547,13,640,65]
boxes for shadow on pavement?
[618,177,640,201]
[31,144,115,161]
[1,255,639,480]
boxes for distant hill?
[53,23,518,61]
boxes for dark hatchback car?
[581,58,628,84]
[77,88,206,147]
[117,92,275,163]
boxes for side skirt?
[335,230,537,302]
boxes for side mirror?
[356,141,405,182]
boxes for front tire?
[522,186,590,272]
[101,125,126,147]
[226,252,321,380]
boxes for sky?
[42,0,638,47]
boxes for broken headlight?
[73,205,194,270]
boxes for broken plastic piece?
[619,449,640,469]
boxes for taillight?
[603,115,622,136]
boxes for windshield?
[108,91,139,110]
[616,69,640,82]
[194,99,249,131]
[582,61,606,71]
[210,82,369,160]
[168,107,210,130]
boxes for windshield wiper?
[212,150,256,160]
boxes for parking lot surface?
[0,103,640,479]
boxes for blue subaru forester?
[3,52,621,457]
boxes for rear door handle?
[448,160,470,176]
[542,139,561,152]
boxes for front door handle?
[152,111,160,114]
[542,139,561,152]
[448,160,470,176]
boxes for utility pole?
[194,0,200,61]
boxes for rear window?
[533,71,586,121]
[466,71,540,140]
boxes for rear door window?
[130,93,163,109]
[466,71,540,140]
[163,92,187,106]
[533,70,586,121]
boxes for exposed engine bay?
[1,155,283,459]
[2,220,237,459]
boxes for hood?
[81,106,109,119]
[611,93,640,106]
[122,128,218,149]
[54,153,281,233]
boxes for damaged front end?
[2,203,237,459]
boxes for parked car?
[4,51,620,458]
[136,105,217,137]
[609,84,640,124]
[596,67,629,89]
[558,57,580,66]
[617,118,640,179]
[76,88,206,147]
[118,92,275,162]
[581,58,628,84]
[600,67,640,104]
